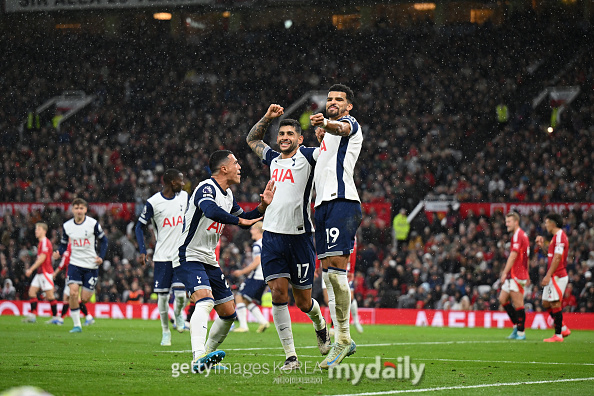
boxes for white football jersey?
[138,191,188,262]
[313,114,362,207]
[247,238,264,281]
[262,146,317,234]
[60,216,105,269]
[177,178,243,268]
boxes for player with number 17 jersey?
[260,145,318,289]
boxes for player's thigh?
[28,282,40,297]
[323,254,350,270]
[262,231,292,284]
[267,277,290,303]
[153,261,174,293]
[286,233,316,288]
[203,265,234,307]
[81,268,99,293]
[214,300,236,317]
[30,274,43,292]
[177,262,213,301]
[510,291,524,307]
[316,200,361,260]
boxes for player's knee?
[296,298,311,313]
[269,288,288,304]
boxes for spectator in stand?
[2,278,16,300]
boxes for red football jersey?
[510,228,529,280]
[58,243,72,271]
[37,237,54,274]
[548,229,568,278]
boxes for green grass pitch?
[1,316,593,395]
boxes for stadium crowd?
[1,14,593,314]
[1,200,593,314]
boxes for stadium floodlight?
[154,13,172,21]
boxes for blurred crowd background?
[1,10,593,313]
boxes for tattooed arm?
[246,104,284,159]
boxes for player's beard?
[279,140,298,155]
[326,105,341,119]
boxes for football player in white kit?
[177,150,275,373]
[135,169,189,346]
[246,104,330,371]
[310,84,363,369]
[53,198,108,333]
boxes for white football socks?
[173,290,187,321]
[272,302,296,359]
[191,298,214,360]
[305,298,326,331]
[323,271,338,327]
[236,302,248,329]
[351,298,360,325]
[205,314,235,353]
[71,308,82,328]
[248,302,267,325]
[328,267,351,345]
[158,293,170,332]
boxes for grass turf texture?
[1,316,592,395]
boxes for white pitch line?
[327,377,594,396]
[154,340,512,353]
[254,354,594,367]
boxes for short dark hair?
[72,198,88,207]
[209,150,233,175]
[279,119,302,135]
[163,168,182,185]
[545,212,563,228]
[329,84,354,104]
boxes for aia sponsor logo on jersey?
[162,216,183,228]
[72,238,91,247]
[207,221,225,234]
[271,168,295,183]
[320,140,327,152]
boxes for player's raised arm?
[246,104,284,159]
[310,113,352,137]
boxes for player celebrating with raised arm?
[135,169,189,346]
[310,84,362,369]
[52,198,108,333]
[23,223,58,324]
[177,150,275,373]
[231,221,270,333]
[536,212,571,342]
[246,104,331,371]
[498,212,530,340]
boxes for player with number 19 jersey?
[313,114,362,259]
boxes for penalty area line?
[326,377,594,396]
